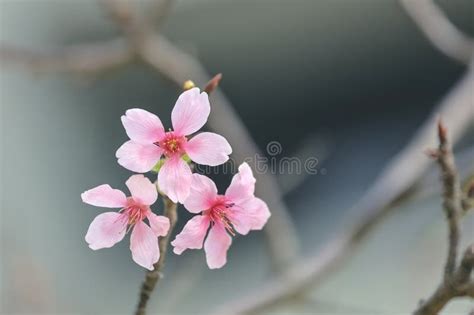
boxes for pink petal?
[204,223,232,269]
[171,215,210,255]
[228,197,271,235]
[116,140,163,173]
[85,212,128,250]
[81,184,127,208]
[121,108,165,144]
[130,221,160,270]
[126,174,158,206]
[225,162,256,204]
[147,212,170,237]
[157,156,192,203]
[183,174,218,213]
[171,88,210,136]
[185,132,232,166]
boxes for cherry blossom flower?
[171,163,271,269]
[116,88,232,203]
[81,174,170,270]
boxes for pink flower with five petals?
[81,174,170,270]
[171,163,271,269]
[116,88,232,203]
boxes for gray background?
[1,0,473,314]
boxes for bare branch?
[462,178,474,213]
[209,63,474,315]
[429,120,462,278]
[412,123,472,315]
[400,0,474,64]
[0,39,131,74]
[414,245,474,315]
[135,195,178,315]
[466,282,474,298]
[454,244,474,284]
[210,236,350,315]
[211,116,474,315]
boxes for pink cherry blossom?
[171,163,271,269]
[116,88,232,203]
[81,174,170,270]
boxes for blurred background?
[1,0,473,314]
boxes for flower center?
[155,132,187,157]
[206,200,236,236]
[122,199,149,226]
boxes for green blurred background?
[1,0,473,314]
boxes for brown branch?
[208,7,474,308]
[466,282,474,298]
[209,236,350,315]
[135,195,178,315]
[0,39,131,74]
[210,120,473,315]
[209,59,474,315]
[414,245,474,315]
[399,0,474,64]
[433,120,462,278]
[413,123,473,315]
[462,178,474,213]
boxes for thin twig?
[399,0,474,64]
[413,122,473,315]
[209,61,474,315]
[431,121,462,278]
[209,236,350,315]
[135,195,178,315]
[462,178,474,213]
[414,245,474,315]
[417,146,474,202]
[0,39,131,74]
[209,3,474,312]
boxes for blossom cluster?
[82,87,270,269]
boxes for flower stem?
[134,195,178,315]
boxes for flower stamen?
[208,203,236,236]
[154,132,187,157]
[122,204,147,230]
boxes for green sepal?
[182,154,191,163]
[151,159,166,173]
